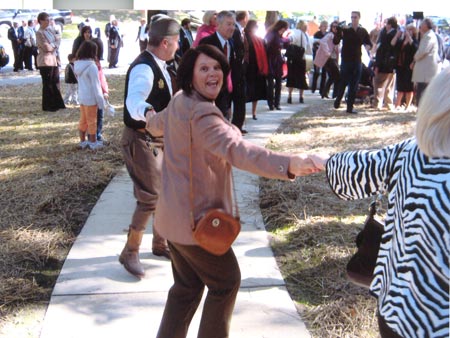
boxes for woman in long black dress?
[391,24,418,111]
[244,20,269,120]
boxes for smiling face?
[217,15,235,40]
[192,53,223,100]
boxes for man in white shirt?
[119,15,180,279]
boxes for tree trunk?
[265,11,279,30]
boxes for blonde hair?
[406,23,417,39]
[296,20,306,30]
[415,67,450,157]
[202,11,217,25]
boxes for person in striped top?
[326,67,449,338]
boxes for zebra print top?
[326,138,449,338]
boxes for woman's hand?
[288,153,329,176]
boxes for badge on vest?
[158,79,165,89]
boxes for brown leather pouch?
[193,209,241,256]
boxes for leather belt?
[136,128,146,134]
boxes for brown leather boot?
[152,227,171,260]
[119,228,145,279]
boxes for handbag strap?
[188,117,240,231]
[371,144,403,215]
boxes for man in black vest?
[119,15,180,279]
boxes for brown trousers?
[121,126,162,232]
[157,242,241,338]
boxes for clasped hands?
[288,153,329,177]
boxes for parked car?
[0,10,18,27]
[0,9,72,30]
[429,16,450,34]
[48,9,73,30]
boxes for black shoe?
[334,98,341,109]
[275,106,282,110]
[346,109,358,114]
[240,129,248,135]
[252,116,257,120]
[287,97,292,104]
[269,105,274,111]
[300,97,304,104]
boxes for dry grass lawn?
[0,73,416,337]
[260,101,415,337]
[0,74,126,336]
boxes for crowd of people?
[115,11,448,338]
[3,10,449,338]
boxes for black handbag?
[285,44,305,63]
[346,200,384,288]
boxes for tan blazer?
[36,28,58,67]
[412,29,439,83]
[147,90,293,246]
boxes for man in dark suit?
[230,11,249,134]
[136,17,149,53]
[177,18,194,57]
[108,19,122,68]
[8,21,24,71]
[199,11,237,123]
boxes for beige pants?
[373,72,395,109]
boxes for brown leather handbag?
[192,208,241,256]
[188,120,241,256]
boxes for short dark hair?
[81,25,92,37]
[386,17,398,29]
[244,19,258,35]
[181,18,191,27]
[76,40,98,60]
[235,11,248,22]
[177,44,230,96]
[423,18,433,30]
[268,20,288,33]
[37,12,49,24]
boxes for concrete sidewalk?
[39,97,315,338]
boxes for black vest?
[123,51,172,130]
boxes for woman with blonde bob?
[326,67,449,338]
[192,10,218,47]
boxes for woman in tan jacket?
[35,12,65,112]
[411,18,440,105]
[146,44,328,338]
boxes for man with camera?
[333,11,372,114]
